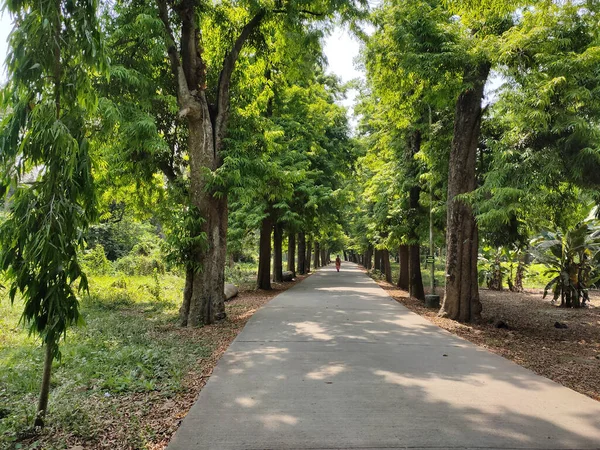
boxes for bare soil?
[376,279,600,402]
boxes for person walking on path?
[335,255,341,272]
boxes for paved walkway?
[167,263,600,450]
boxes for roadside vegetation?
[2,0,600,448]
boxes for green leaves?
[0,0,105,350]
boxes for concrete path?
[167,263,600,450]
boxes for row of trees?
[347,0,600,321]
[0,0,364,426]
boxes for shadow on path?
[168,263,600,450]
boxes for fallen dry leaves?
[375,279,600,402]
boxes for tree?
[533,221,600,308]
[99,0,367,326]
[0,0,105,426]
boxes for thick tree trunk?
[374,249,382,272]
[257,215,272,290]
[273,222,283,282]
[314,241,320,268]
[365,245,374,270]
[157,1,266,327]
[35,342,54,427]
[439,64,490,322]
[398,245,409,290]
[287,233,296,274]
[297,232,306,275]
[306,238,312,272]
[321,249,327,266]
[382,249,393,283]
[183,117,229,327]
[409,244,425,300]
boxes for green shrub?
[82,244,113,275]
[114,254,165,276]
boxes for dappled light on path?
[288,321,333,341]
[167,262,600,450]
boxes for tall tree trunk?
[398,245,409,290]
[366,245,374,269]
[314,241,320,268]
[157,2,266,326]
[273,222,283,282]
[439,64,490,322]
[374,249,382,272]
[287,232,296,274]
[407,129,425,301]
[35,342,54,428]
[321,249,327,266]
[297,232,306,275]
[185,120,228,326]
[409,244,425,300]
[382,249,393,283]
[306,237,312,273]
[257,215,272,290]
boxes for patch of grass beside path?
[0,273,308,449]
[373,277,600,403]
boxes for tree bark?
[179,267,194,326]
[157,0,266,326]
[273,222,283,282]
[409,244,425,300]
[287,232,296,274]
[35,342,54,428]
[439,64,490,322]
[382,249,393,283]
[257,215,272,290]
[398,245,409,289]
[314,241,320,268]
[374,249,382,272]
[306,237,312,272]
[297,232,306,275]
[365,245,373,270]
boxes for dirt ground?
[376,279,600,402]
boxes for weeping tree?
[0,0,105,426]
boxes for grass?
[0,274,196,448]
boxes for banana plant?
[478,246,507,290]
[532,221,600,308]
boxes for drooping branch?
[214,8,267,150]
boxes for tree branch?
[214,9,266,151]
[156,0,194,109]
